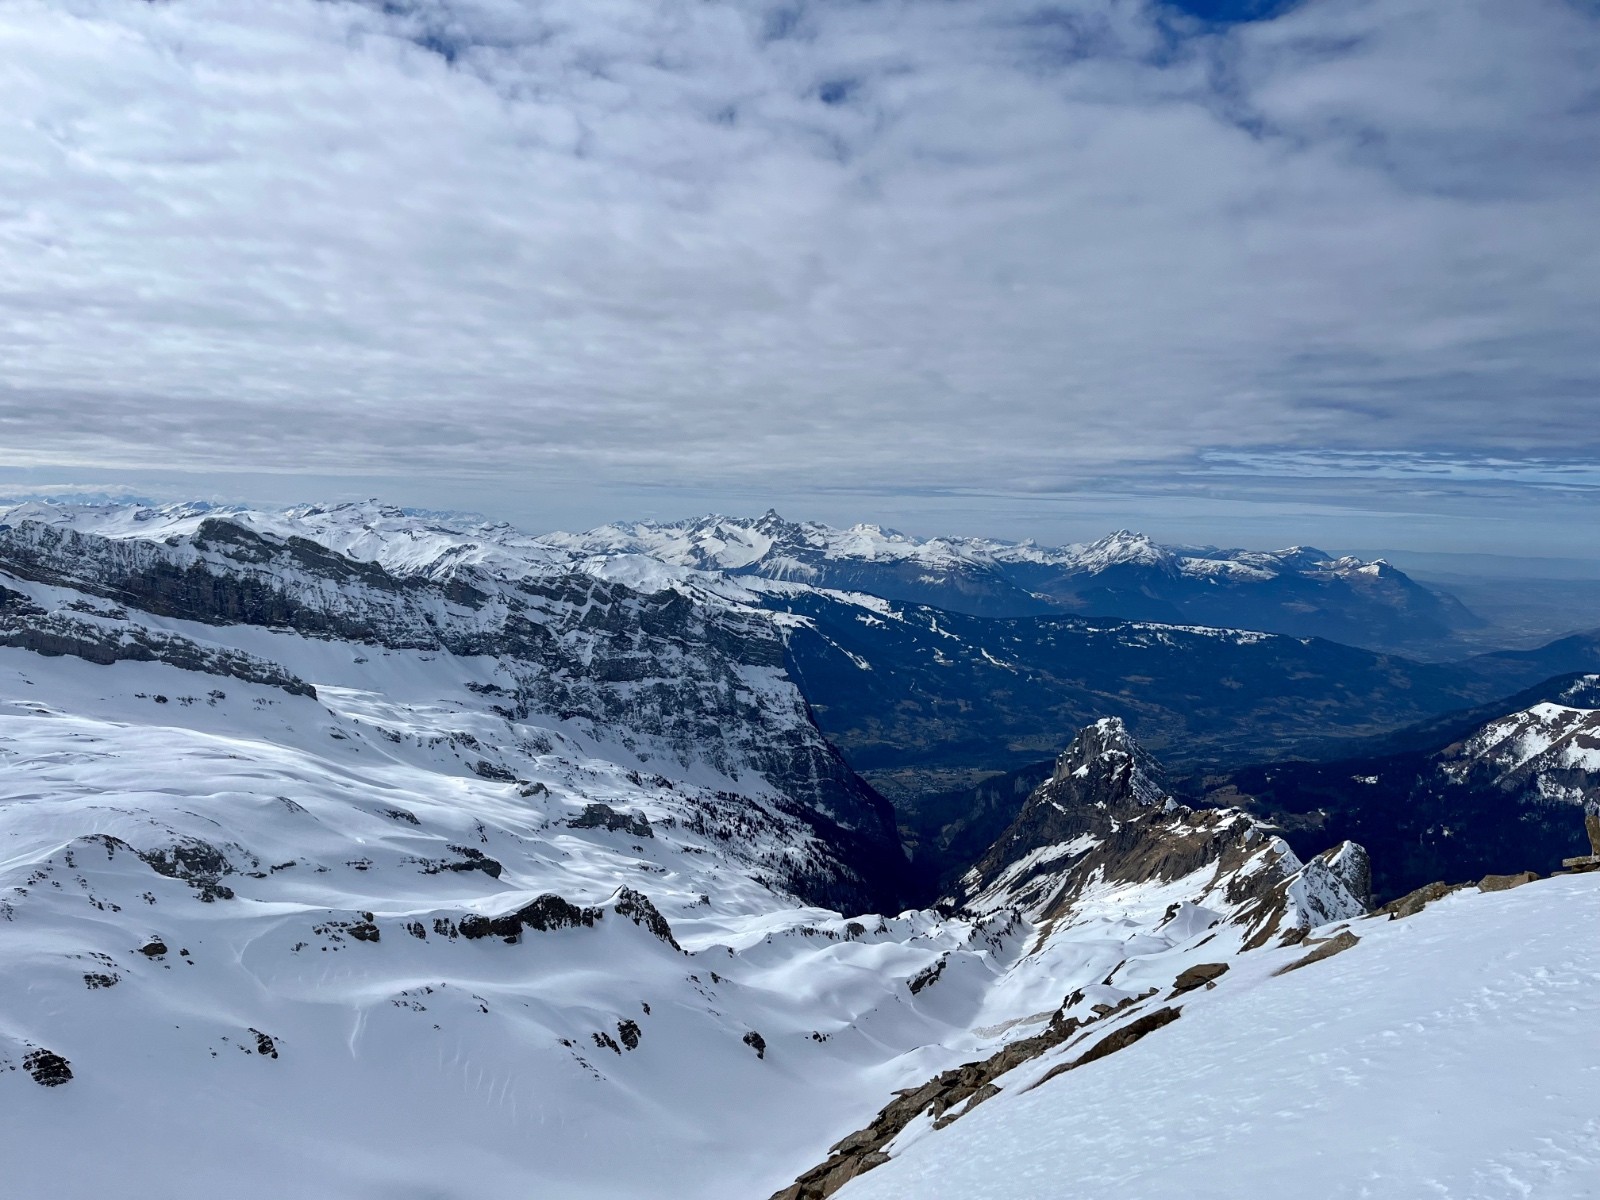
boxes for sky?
[1,0,1598,557]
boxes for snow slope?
[1447,699,1600,802]
[0,648,1029,1200]
[838,873,1600,1200]
[0,647,1376,1200]
[0,501,907,908]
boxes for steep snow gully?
[1,500,1597,1200]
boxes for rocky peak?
[1048,716,1168,808]
[954,720,1370,942]
[751,508,801,539]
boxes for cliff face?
[0,506,907,911]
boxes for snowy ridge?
[0,648,1033,1199]
[2,499,1580,1200]
[1440,694,1600,806]
[542,511,1393,591]
[0,653,1367,1198]
[0,663,1378,1200]
[541,509,1479,650]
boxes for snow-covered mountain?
[2,499,1596,1200]
[0,676,1370,1200]
[1197,674,1600,901]
[951,718,1370,935]
[0,500,907,911]
[2,501,1502,806]
[546,511,1483,650]
[771,725,1597,1199]
[0,643,1024,1199]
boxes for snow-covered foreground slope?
[836,873,1600,1200]
[0,649,1024,1199]
[0,652,1370,1199]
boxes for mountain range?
[2,498,1598,1199]
[546,510,1484,652]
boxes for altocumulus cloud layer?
[0,0,1598,540]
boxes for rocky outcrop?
[569,803,653,838]
[22,1048,72,1087]
[1373,880,1470,920]
[612,887,680,950]
[769,991,1188,1200]
[1479,870,1539,892]
[952,719,1370,941]
[1274,929,1360,975]
[770,1006,1090,1200]
[456,895,604,943]
[1172,962,1228,993]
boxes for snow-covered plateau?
[0,500,1595,1200]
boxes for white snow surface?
[0,647,1028,1199]
[0,631,1364,1200]
[842,875,1600,1200]
[1457,701,1600,776]
[0,642,1379,1200]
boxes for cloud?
[0,0,1596,530]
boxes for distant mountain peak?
[955,720,1368,937]
[1071,529,1176,572]
[1051,716,1170,808]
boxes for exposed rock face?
[22,1048,72,1087]
[612,887,681,950]
[570,802,653,838]
[1172,963,1229,993]
[952,719,1370,943]
[1030,1006,1182,1085]
[1479,871,1539,892]
[457,895,604,943]
[1275,930,1361,976]
[0,507,908,912]
[1374,880,1470,920]
[769,989,1196,1200]
[769,1005,1095,1200]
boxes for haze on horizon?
[2,0,1597,560]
